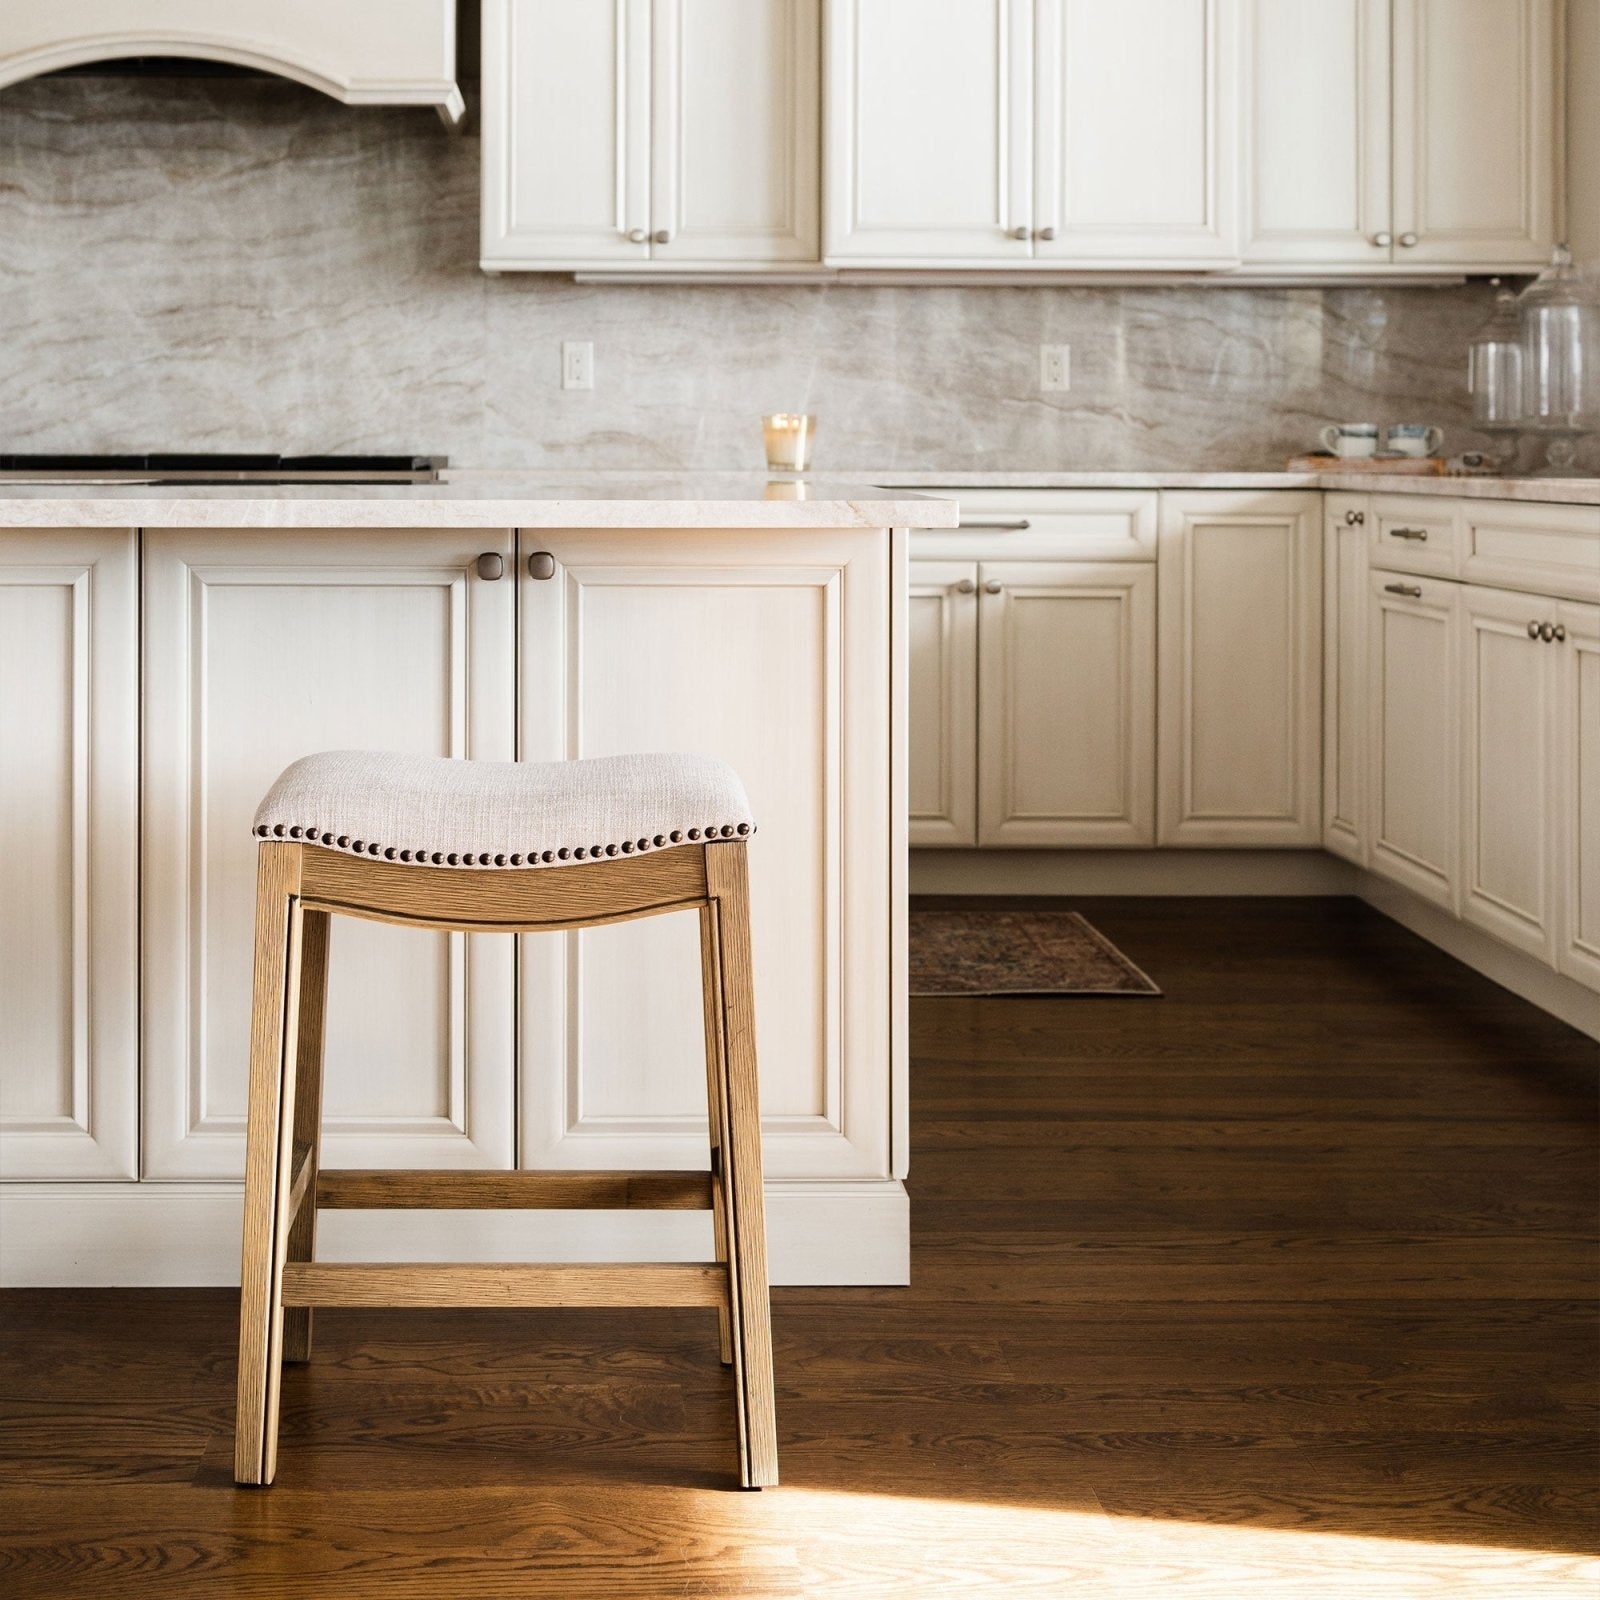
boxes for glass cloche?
[1466,279,1525,469]
[1517,246,1600,474]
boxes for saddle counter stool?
[233,750,777,1490]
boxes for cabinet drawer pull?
[954,578,976,594]
[957,518,1031,532]
[527,551,557,581]
[475,552,505,581]
[1384,582,1423,598]
[1389,527,1429,541]
[1344,509,1366,526]
[983,579,1003,595]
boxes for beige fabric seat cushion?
[253,750,754,869]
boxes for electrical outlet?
[561,341,594,391]
[1040,344,1071,392]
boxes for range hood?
[0,0,463,124]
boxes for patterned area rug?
[909,908,1161,997]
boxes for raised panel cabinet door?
[824,0,1033,264]
[1034,0,1239,265]
[1458,584,1559,961]
[142,530,517,1180]
[518,529,893,1181]
[1243,0,1393,266]
[908,559,978,847]
[650,0,819,265]
[1324,495,1371,863]
[481,0,653,269]
[1391,0,1557,269]
[977,561,1156,846]
[0,530,137,1180]
[1556,600,1600,991]
[1367,570,1459,909]
[1157,492,1322,846]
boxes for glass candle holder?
[762,413,816,472]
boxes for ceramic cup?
[1385,424,1444,458]
[1320,423,1381,459]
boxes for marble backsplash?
[0,74,1518,473]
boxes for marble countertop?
[0,475,958,529]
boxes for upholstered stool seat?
[235,750,777,1492]
[253,750,756,869]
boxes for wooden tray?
[1287,453,1447,474]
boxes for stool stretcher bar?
[280,1261,730,1309]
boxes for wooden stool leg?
[699,903,734,1367]
[282,908,330,1364]
[235,844,307,1486]
[704,843,778,1489]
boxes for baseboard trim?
[911,849,1358,896]
[1354,872,1600,1042]
[0,1179,909,1289]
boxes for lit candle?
[762,413,816,473]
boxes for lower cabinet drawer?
[1371,498,1460,578]
[1461,501,1600,602]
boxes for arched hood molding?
[0,3,463,123]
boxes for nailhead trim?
[253,819,756,867]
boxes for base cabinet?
[1323,493,1370,862]
[1555,601,1600,989]
[1157,492,1322,845]
[140,529,518,1180]
[908,560,978,846]
[0,530,138,1180]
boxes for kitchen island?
[0,478,954,1287]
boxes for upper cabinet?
[824,0,1239,268]
[1245,0,1557,271]
[482,0,820,272]
[0,0,462,123]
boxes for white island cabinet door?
[0,531,137,1180]
[977,562,1156,846]
[481,0,653,270]
[1368,570,1459,910]
[1243,0,1392,267]
[908,559,978,847]
[1459,584,1559,962]
[142,530,516,1180]
[1556,601,1600,991]
[1157,492,1322,846]
[1034,0,1239,266]
[1324,494,1371,863]
[517,528,893,1183]
[824,0,1033,264]
[1391,0,1557,269]
[649,0,819,265]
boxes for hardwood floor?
[2,898,1596,1597]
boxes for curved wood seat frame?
[235,839,777,1491]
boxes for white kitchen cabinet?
[141,529,517,1180]
[909,560,979,847]
[483,0,819,271]
[1157,492,1322,846]
[977,562,1156,845]
[826,0,1237,267]
[1391,0,1557,269]
[1458,583,1560,960]
[1367,569,1459,909]
[1033,0,1238,266]
[1556,600,1600,991]
[1324,493,1370,864]
[0,530,138,1180]
[516,528,893,1182]
[1244,0,1557,271]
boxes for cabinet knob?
[983,579,1003,595]
[527,551,556,581]
[1528,619,1543,639]
[626,227,648,244]
[475,552,504,581]
[1372,231,1393,247]
[1344,509,1366,526]
[1538,621,1557,642]
[954,578,976,594]
[1009,225,1030,241]
[1552,624,1567,643]
[652,229,672,245]
[1035,226,1056,241]
[1399,232,1418,248]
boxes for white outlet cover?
[1040,344,1071,393]
[561,341,594,391]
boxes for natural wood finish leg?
[704,843,778,1489]
[281,909,329,1364]
[699,903,734,1367]
[235,844,306,1486]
